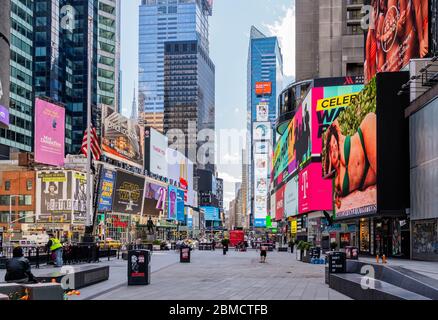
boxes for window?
[26,179,32,190]
[5,181,11,191]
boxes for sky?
[121,0,296,210]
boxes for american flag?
[81,125,102,161]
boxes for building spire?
[130,82,137,121]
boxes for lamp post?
[8,195,20,245]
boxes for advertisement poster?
[72,171,87,224]
[273,92,312,180]
[112,170,145,215]
[0,105,9,127]
[256,103,269,122]
[98,168,116,212]
[34,98,65,167]
[275,184,285,221]
[298,163,333,214]
[143,181,166,217]
[255,141,269,154]
[322,78,377,218]
[311,85,364,155]
[364,0,429,82]
[284,175,299,217]
[101,105,144,169]
[254,153,268,177]
[36,170,72,223]
[145,127,168,177]
[167,185,177,220]
[255,82,272,96]
[176,189,185,222]
[201,206,220,221]
[253,122,271,141]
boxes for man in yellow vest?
[46,233,63,267]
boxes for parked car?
[98,239,122,249]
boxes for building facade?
[138,0,213,133]
[295,0,364,82]
[247,26,283,228]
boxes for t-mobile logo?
[301,171,308,199]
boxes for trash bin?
[128,250,151,285]
[328,251,346,274]
[180,246,191,263]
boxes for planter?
[302,250,312,263]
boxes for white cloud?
[265,3,295,78]
[218,172,241,184]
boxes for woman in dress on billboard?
[366,0,379,81]
[324,114,377,209]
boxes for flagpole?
[85,15,93,234]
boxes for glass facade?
[138,0,212,132]
[0,0,34,153]
[246,26,283,227]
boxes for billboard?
[167,185,178,220]
[311,85,364,155]
[112,170,145,215]
[145,127,168,177]
[255,82,272,96]
[176,189,185,222]
[284,175,299,217]
[275,184,285,221]
[256,103,269,121]
[34,98,66,167]
[0,1,10,129]
[0,105,9,128]
[322,78,377,218]
[364,0,430,82]
[36,170,86,223]
[101,105,144,169]
[273,92,312,180]
[143,181,166,217]
[167,148,195,206]
[298,163,332,214]
[254,141,269,154]
[253,122,271,141]
[98,168,116,212]
[201,206,220,221]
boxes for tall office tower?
[163,40,215,173]
[247,26,283,229]
[241,148,248,229]
[0,0,11,160]
[138,0,213,133]
[33,0,121,153]
[295,0,364,82]
[0,0,34,159]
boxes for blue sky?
[121,0,295,208]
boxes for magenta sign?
[34,98,65,166]
[298,162,332,214]
[0,105,9,127]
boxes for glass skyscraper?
[138,0,212,133]
[247,26,283,228]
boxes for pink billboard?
[34,98,65,167]
[298,162,332,214]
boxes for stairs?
[327,260,438,300]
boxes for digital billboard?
[167,185,178,220]
[98,168,116,212]
[101,105,144,169]
[311,85,364,155]
[256,103,269,121]
[364,0,430,83]
[34,98,66,167]
[322,78,377,218]
[253,122,271,141]
[176,189,185,222]
[0,105,9,128]
[201,206,220,221]
[144,182,167,217]
[275,184,285,221]
[284,175,299,217]
[112,170,145,215]
[255,82,272,96]
[298,163,332,214]
[145,127,168,177]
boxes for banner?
[145,127,168,177]
[98,168,116,212]
[177,189,185,222]
[298,163,332,214]
[253,122,271,141]
[256,103,269,121]
[72,171,87,224]
[167,185,178,220]
[101,105,144,169]
[275,184,285,221]
[112,170,145,215]
[34,99,65,167]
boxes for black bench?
[35,265,109,290]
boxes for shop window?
[26,179,32,190]
[4,180,11,191]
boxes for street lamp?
[8,195,20,245]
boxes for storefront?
[411,219,438,261]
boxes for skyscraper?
[247,26,283,228]
[0,0,34,159]
[138,0,213,133]
[295,0,364,81]
[0,0,11,160]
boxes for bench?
[0,282,63,300]
[35,265,109,290]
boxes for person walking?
[260,244,268,263]
[222,238,229,255]
[211,238,216,251]
[5,247,37,284]
[47,233,63,267]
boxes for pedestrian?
[46,233,63,267]
[212,238,216,251]
[260,244,268,263]
[5,246,38,284]
[222,238,229,255]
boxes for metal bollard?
[36,247,40,269]
[108,247,110,261]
